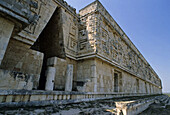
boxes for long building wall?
[78,0,162,93]
[76,58,161,94]
[0,0,162,95]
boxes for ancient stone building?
[0,0,162,96]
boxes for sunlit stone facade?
[0,0,162,95]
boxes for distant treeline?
[164,93,170,97]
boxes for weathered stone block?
[0,96,5,103]
[66,95,70,100]
[0,17,14,65]
[6,95,13,102]
[63,95,67,100]
[47,57,57,67]
[54,95,58,100]
[39,95,47,101]
[30,95,40,101]
[45,67,56,91]
[17,81,27,89]
[22,95,30,102]
[58,95,62,100]
[14,95,22,102]
[65,64,73,92]
[46,95,53,100]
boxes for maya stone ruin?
[0,0,164,114]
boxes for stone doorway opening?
[136,79,139,93]
[114,73,119,92]
[31,7,65,90]
[39,56,47,90]
[145,82,148,94]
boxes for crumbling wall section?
[0,39,43,90]
[0,69,40,90]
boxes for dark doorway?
[136,79,139,93]
[119,74,122,92]
[31,7,65,90]
[38,55,47,90]
[114,73,119,92]
[145,82,148,93]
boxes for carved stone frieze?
[79,1,161,87]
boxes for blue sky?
[66,0,170,93]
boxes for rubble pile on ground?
[139,95,170,115]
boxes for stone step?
[164,98,169,104]
[160,96,168,102]
[168,98,170,105]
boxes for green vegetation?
[164,93,170,97]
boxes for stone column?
[91,65,97,92]
[0,17,14,65]
[65,64,73,92]
[45,67,56,91]
[112,69,115,92]
[45,57,57,91]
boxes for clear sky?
[66,0,170,93]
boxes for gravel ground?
[0,100,116,115]
[139,103,170,115]
[139,97,170,115]
[0,96,168,115]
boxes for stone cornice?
[0,89,161,95]
[0,0,38,25]
[79,9,160,81]
[53,0,79,19]
[95,0,160,81]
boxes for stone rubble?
[139,95,170,115]
[0,95,168,115]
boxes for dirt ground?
[139,103,170,115]
[0,96,169,115]
[139,96,170,115]
[0,100,116,115]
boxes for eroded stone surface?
[45,67,56,91]
[65,64,73,92]
[0,0,162,99]
[139,95,170,115]
[0,17,14,65]
[0,95,167,115]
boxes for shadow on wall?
[31,7,66,90]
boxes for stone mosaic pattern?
[78,0,162,93]
[0,0,162,95]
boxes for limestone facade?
[0,0,162,95]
